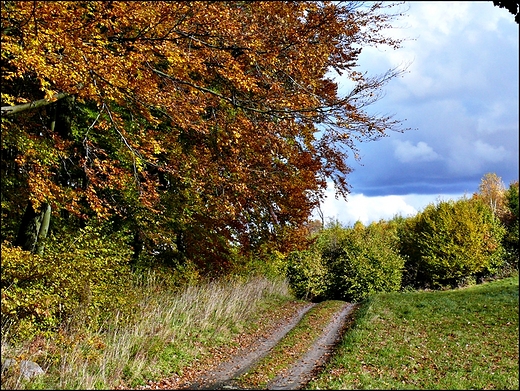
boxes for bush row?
[286,196,516,302]
[1,192,516,341]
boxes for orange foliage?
[1,1,407,264]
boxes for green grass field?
[308,275,519,390]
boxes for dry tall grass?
[1,274,293,389]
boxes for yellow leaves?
[39,80,59,102]
[134,156,145,173]
[1,93,19,105]
[1,0,408,263]
[44,89,58,102]
[27,167,62,211]
[150,139,164,155]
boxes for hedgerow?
[286,220,404,302]
[322,221,404,302]
[286,249,328,301]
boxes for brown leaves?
[2,1,408,263]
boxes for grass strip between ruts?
[234,300,348,389]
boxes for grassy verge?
[308,274,519,390]
[1,275,294,390]
[235,300,347,389]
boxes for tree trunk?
[36,203,51,256]
[1,93,68,117]
[132,229,144,266]
[15,201,51,254]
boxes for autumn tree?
[477,172,508,221]
[1,1,407,268]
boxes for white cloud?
[476,101,518,135]
[474,140,510,162]
[369,1,517,103]
[331,1,518,198]
[313,182,465,226]
[313,192,416,226]
[393,140,440,163]
[414,2,471,37]
[447,137,510,175]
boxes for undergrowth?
[0,274,293,390]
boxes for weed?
[0,275,293,390]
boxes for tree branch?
[1,93,68,117]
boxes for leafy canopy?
[1,1,407,264]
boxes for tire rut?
[184,303,317,390]
[266,303,355,390]
[184,302,355,391]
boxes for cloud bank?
[332,1,518,199]
[313,181,466,226]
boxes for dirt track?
[125,301,356,391]
[182,302,356,390]
[266,303,355,390]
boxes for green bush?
[1,223,136,342]
[323,221,404,302]
[502,182,519,270]
[229,243,289,283]
[285,249,328,301]
[285,220,351,301]
[395,215,425,289]
[286,220,404,302]
[401,197,506,288]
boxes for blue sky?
[315,1,519,226]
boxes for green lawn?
[308,275,519,390]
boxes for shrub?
[396,215,425,289]
[502,181,519,271]
[1,222,136,342]
[286,220,404,302]
[230,243,289,283]
[401,197,506,288]
[285,249,328,301]
[323,221,404,302]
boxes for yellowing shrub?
[1,223,136,342]
[323,221,404,302]
[401,197,506,288]
[286,220,404,302]
[286,249,328,301]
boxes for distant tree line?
[286,173,519,302]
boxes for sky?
[314,1,519,226]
